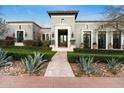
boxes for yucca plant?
[21,52,47,75]
[106,57,121,74]
[0,48,12,67]
[79,56,95,75]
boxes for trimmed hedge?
[74,48,124,55]
[7,52,55,61]
[0,46,55,61]
[68,52,124,63]
[0,40,14,46]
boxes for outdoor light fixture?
[71,32,74,38]
[13,33,15,38]
[25,32,27,37]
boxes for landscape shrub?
[21,52,47,75]
[74,48,124,55]
[23,40,40,46]
[0,39,14,46]
[41,40,50,47]
[79,56,95,75]
[67,52,124,63]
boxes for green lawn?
[0,46,56,60]
[68,48,124,63]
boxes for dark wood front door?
[58,29,68,47]
[17,31,24,42]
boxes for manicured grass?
[68,48,124,63]
[0,46,56,60]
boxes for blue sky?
[0,5,110,27]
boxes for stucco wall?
[7,23,33,40]
[75,21,117,48]
[51,15,75,39]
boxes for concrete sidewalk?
[0,76,124,88]
[45,52,74,77]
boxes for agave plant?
[21,52,47,75]
[79,56,95,75]
[106,57,121,72]
[0,48,12,67]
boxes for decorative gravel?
[70,62,124,77]
[0,61,49,76]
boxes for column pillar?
[95,31,98,49]
[91,30,93,49]
[121,31,124,49]
[111,31,113,49]
[106,31,109,49]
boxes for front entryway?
[58,29,68,47]
[17,31,24,42]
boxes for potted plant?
[108,43,112,49]
[93,42,97,49]
[80,43,84,48]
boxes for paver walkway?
[45,52,74,77]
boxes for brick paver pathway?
[45,52,74,77]
[0,76,124,88]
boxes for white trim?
[81,30,93,49]
[54,25,71,51]
[15,30,25,42]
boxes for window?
[98,31,106,49]
[71,32,74,38]
[42,34,45,40]
[52,33,54,38]
[101,24,104,29]
[46,34,49,40]
[61,18,64,24]
[83,31,91,48]
[113,31,121,49]
[85,25,88,29]
[19,25,21,29]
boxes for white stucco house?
[3,10,124,51]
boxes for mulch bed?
[70,62,124,77]
[0,61,49,76]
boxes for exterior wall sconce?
[71,32,74,38]
[61,18,64,24]
[52,33,54,38]
[13,33,15,38]
[19,25,21,29]
[25,32,27,37]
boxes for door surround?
[55,25,71,50]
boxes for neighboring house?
[3,10,124,51]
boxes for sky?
[0,5,110,27]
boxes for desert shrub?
[106,56,122,74]
[0,48,13,67]
[21,52,47,75]
[79,56,95,75]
